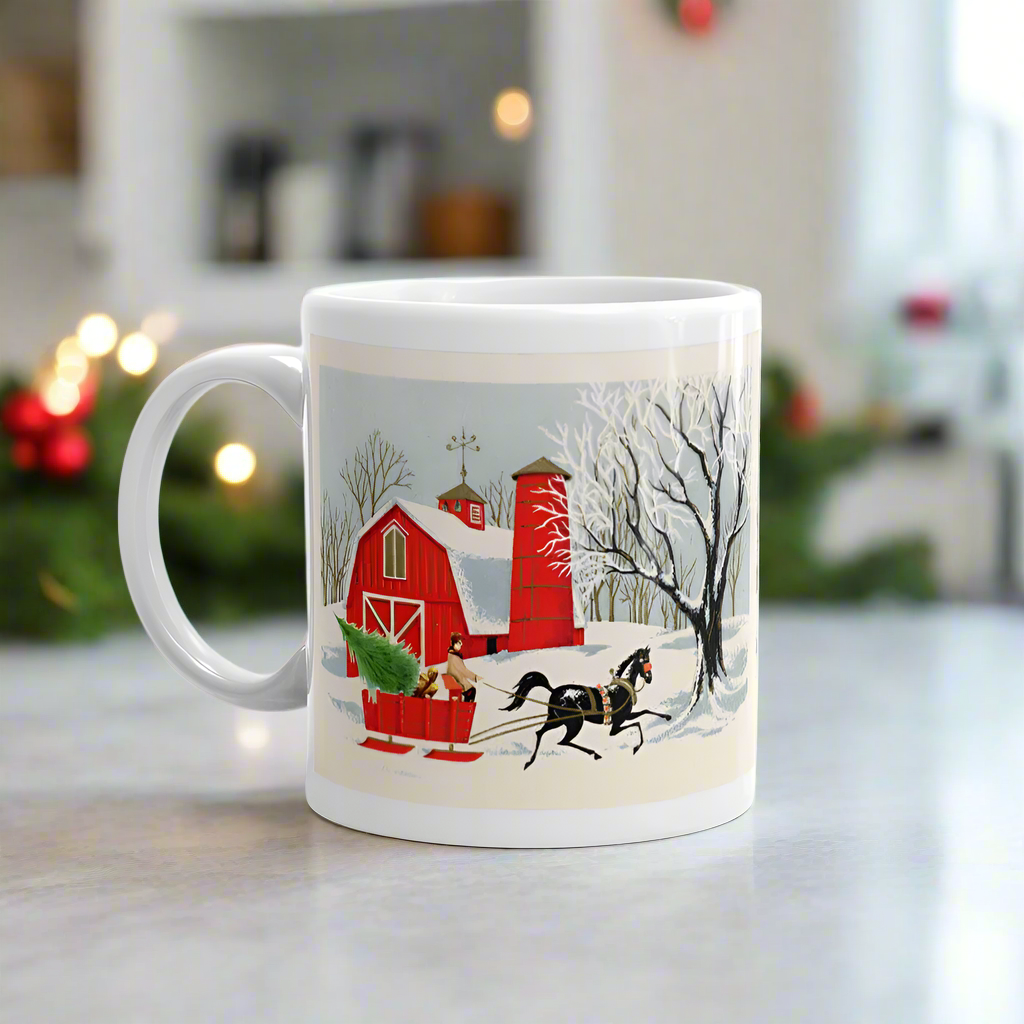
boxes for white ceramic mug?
[119,277,761,847]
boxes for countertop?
[3,608,1022,1023]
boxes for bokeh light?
[40,376,80,417]
[492,87,533,141]
[141,309,180,344]
[235,721,270,750]
[55,337,89,384]
[214,443,257,485]
[116,332,158,375]
[76,314,118,357]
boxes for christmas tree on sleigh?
[336,617,483,762]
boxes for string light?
[116,332,158,375]
[76,314,118,357]
[141,309,179,344]
[493,87,533,141]
[55,337,89,384]
[214,443,256,485]
[40,376,80,417]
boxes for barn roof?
[397,499,511,560]
[436,482,485,502]
[346,498,513,635]
[510,456,572,480]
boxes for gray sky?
[319,366,750,618]
[320,367,591,509]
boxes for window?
[442,501,448,511]
[454,500,462,512]
[948,0,1024,252]
[383,525,406,579]
[470,504,482,524]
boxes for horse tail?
[501,672,552,712]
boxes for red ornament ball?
[40,427,92,478]
[678,0,716,34]
[784,389,820,436]
[11,437,39,471]
[1,390,51,438]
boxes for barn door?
[363,593,425,666]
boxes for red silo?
[508,457,582,651]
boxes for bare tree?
[660,557,698,631]
[606,574,624,622]
[321,491,357,605]
[340,429,414,526]
[625,575,656,624]
[728,531,745,617]
[539,373,752,717]
[483,472,515,529]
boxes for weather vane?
[446,428,480,483]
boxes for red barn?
[342,457,584,674]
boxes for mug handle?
[118,343,308,711]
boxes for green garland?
[0,373,305,640]
[759,360,935,601]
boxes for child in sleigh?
[412,631,478,702]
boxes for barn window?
[442,501,448,511]
[470,504,482,524]
[383,525,406,579]
[455,500,462,512]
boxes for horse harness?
[584,671,643,725]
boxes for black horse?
[501,647,671,770]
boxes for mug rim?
[306,275,759,313]
[302,275,760,354]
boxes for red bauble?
[678,0,716,33]
[901,292,950,328]
[784,389,820,435]
[1,390,51,438]
[11,437,39,470]
[40,427,92,478]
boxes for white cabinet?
[86,0,610,338]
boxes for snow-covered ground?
[321,614,753,759]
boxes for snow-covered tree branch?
[543,372,753,712]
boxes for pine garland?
[759,359,935,601]
[0,372,306,640]
[335,616,420,696]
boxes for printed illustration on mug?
[318,368,755,771]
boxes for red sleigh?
[359,675,484,762]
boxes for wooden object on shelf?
[0,61,79,176]
[421,189,514,259]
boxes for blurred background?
[2,0,1023,641]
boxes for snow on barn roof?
[398,500,513,634]
[346,498,513,635]
[396,499,511,560]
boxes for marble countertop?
[3,608,1022,1023]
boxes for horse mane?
[616,648,642,678]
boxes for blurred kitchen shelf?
[164,257,537,337]
[169,0,486,15]
[85,0,608,336]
